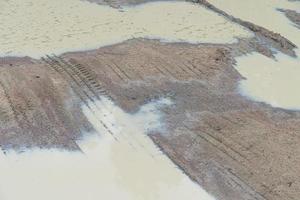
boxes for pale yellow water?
[0,0,252,58]
[0,97,216,200]
[235,52,300,109]
[208,0,300,109]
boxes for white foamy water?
[0,97,216,200]
[0,0,252,58]
[208,0,300,109]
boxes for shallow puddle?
[0,0,252,58]
[0,97,216,200]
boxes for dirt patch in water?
[279,9,300,28]
[85,0,181,7]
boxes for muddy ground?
[86,0,181,7]
[0,1,300,200]
[279,9,300,28]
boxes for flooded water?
[0,0,252,58]
[0,97,216,200]
[235,51,300,109]
[208,0,300,109]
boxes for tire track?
[183,124,250,168]
[207,161,268,200]
[95,55,128,82]
[42,55,118,141]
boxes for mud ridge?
[278,9,300,28]
[192,0,297,56]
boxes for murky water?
[0,97,216,200]
[208,0,300,109]
[0,0,252,58]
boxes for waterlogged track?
[43,56,108,99]
[42,55,119,139]
[0,97,216,200]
